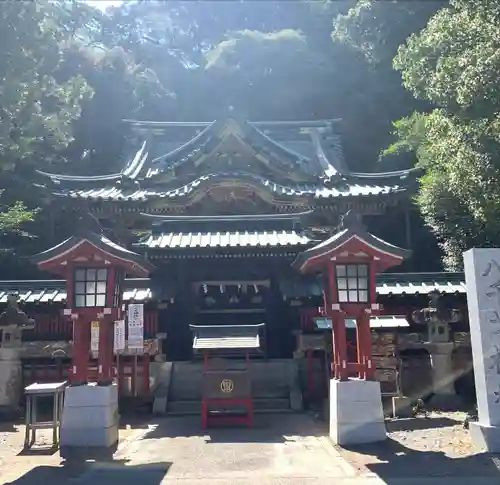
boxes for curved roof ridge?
[139,210,314,223]
[248,122,312,163]
[309,129,339,178]
[123,119,342,128]
[124,120,213,128]
[348,167,420,180]
[36,140,150,183]
[251,119,342,128]
[35,170,123,182]
[123,141,149,180]
[150,120,218,165]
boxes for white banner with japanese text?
[127,303,144,350]
[114,320,126,353]
[90,321,100,353]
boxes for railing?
[22,311,159,341]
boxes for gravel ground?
[336,412,500,479]
[0,420,143,484]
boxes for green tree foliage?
[386,0,500,269]
[0,0,97,242]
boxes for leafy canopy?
[386,0,500,269]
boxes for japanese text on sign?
[90,321,99,353]
[127,303,144,350]
[114,320,126,353]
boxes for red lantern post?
[293,211,411,445]
[31,224,153,455]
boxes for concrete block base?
[392,396,413,418]
[60,383,119,457]
[330,378,387,446]
[469,422,500,452]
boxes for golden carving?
[220,379,234,393]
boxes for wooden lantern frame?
[293,212,411,381]
[31,232,154,385]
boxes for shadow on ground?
[386,416,458,432]
[142,413,327,444]
[17,445,59,457]
[5,460,172,485]
[344,438,500,479]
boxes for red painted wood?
[356,317,365,379]
[142,355,150,394]
[307,349,314,400]
[72,316,90,384]
[97,316,114,384]
[202,398,253,429]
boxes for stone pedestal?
[464,248,500,452]
[60,383,119,458]
[0,348,22,415]
[427,342,462,410]
[329,378,386,445]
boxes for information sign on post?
[114,320,126,354]
[90,321,100,356]
[127,304,144,351]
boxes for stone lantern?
[412,290,462,343]
[31,218,153,456]
[412,290,463,408]
[0,294,35,414]
[293,211,411,445]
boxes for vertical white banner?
[90,321,100,353]
[114,320,126,353]
[127,303,144,351]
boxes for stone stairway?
[153,359,302,415]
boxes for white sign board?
[114,320,126,353]
[127,303,144,350]
[90,321,100,353]
[464,248,500,427]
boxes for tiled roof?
[50,172,403,201]
[0,278,155,304]
[316,316,410,329]
[376,272,467,295]
[0,272,466,306]
[142,230,312,249]
[35,118,414,204]
[190,324,263,350]
[280,272,467,298]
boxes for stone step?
[166,398,291,416]
[168,361,293,402]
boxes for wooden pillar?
[361,313,375,380]
[307,348,314,400]
[335,317,348,381]
[327,264,348,381]
[356,317,366,380]
[72,317,90,385]
[142,355,150,395]
[97,316,114,385]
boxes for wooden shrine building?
[0,117,473,409]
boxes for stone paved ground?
[0,419,145,484]
[3,412,500,485]
[3,414,358,485]
[336,411,500,481]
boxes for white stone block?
[464,249,500,433]
[60,423,119,448]
[62,403,118,429]
[469,422,500,452]
[63,382,118,407]
[60,384,119,449]
[329,379,386,445]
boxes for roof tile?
[143,230,311,249]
